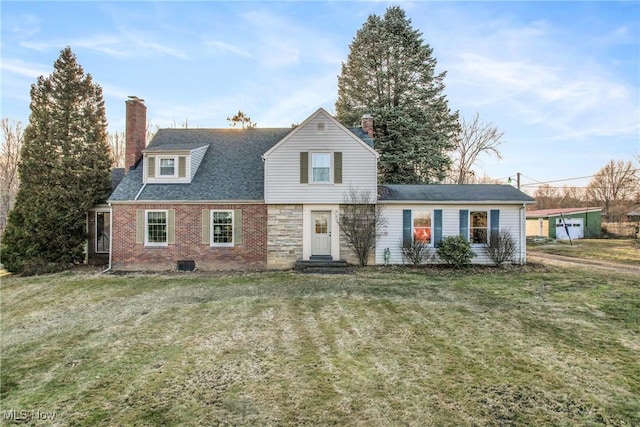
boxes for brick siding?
[111,203,267,271]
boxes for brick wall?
[111,203,267,271]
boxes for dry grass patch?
[1,267,638,426]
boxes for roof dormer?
[143,144,209,184]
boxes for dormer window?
[143,144,208,184]
[159,157,176,177]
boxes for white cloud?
[0,58,50,78]
[204,40,252,58]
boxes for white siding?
[264,110,377,204]
[190,145,208,181]
[376,204,527,265]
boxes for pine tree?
[336,6,460,184]
[1,47,112,273]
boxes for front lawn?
[1,266,638,426]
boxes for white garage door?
[556,218,584,240]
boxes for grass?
[1,265,639,426]
[528,238,640,265]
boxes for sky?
[1,1,639,193]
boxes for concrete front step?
[294,259,353,274]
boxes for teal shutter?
[490,210,500,240]
[334,152,342,184]
[434,209,443,246]
[460,210,469,241]
[300,152,308,184]
[403,209,412,248]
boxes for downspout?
[134,183,147,201]
[102,202,113,273]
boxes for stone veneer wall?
[267,205,303,269]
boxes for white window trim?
[310,152,332,184]
[145,209,168,247]
[469,210,489,246]
[95,210,111,254]
[210,209,234,247]
[412,210,433,247]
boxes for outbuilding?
[526,207,602,240]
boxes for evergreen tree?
[336,6,460,184]
[1,47,112,273]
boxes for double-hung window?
[470,211,488,244]
[159,157,176,177]
[311,153,331,183]
[146,210,168,246]
[413,211,432,244]
[211,210,234,246]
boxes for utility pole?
[508,173,521,190]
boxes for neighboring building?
[89,97,535,271]
[526,207,602,240]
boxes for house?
[526,207,602,240]
[88,97,535,271]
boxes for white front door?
[312,211,331,256]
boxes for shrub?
[483,230,517,266]
[436,235,476,268]
[399,239,433,265]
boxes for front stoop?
[294,259,354,274]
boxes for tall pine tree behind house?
[1,47,112,273]
[336,7,460,184]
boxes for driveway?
[527,252,640,277]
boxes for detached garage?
[526,207,602,240]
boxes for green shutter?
[334,152,342,184]
[178,156,187,178]
[136,209,144,244]
[167,209,175,244]
[202,210,210,244]
[300,152,308,184]
[147,156,155,178]
[402,209,412,248]
[434,209,443,246]
[460,210,469,241]
[234,209,243,246]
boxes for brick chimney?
[125,96,147,173]
[361,113,373,139]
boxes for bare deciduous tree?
[587,160,639,221]
[451,113,504,184]
[338,187,385,266]
[0,118,23,234]
[227,111,256,129]
[108,131,125,168]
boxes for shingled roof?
[378,184,535,204]
[110,128,294,202]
